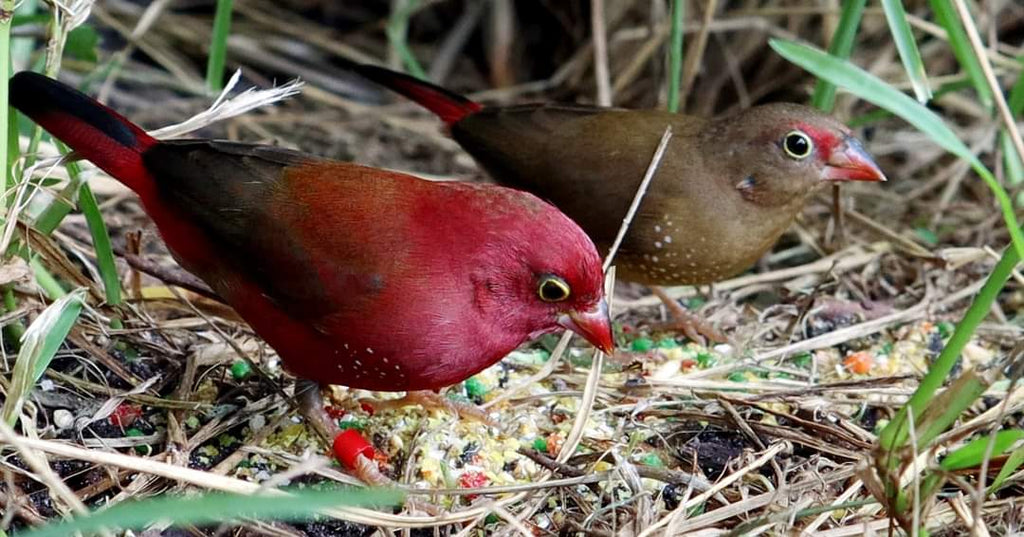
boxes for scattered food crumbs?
[843,351,874,374]
[109,403,142,428]
[230,360,252,380]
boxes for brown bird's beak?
[822,135,887,182]
[558,300,615,354]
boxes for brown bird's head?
[703,103,886,208]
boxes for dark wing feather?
[141,140,338,318]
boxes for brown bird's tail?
[10,72,158,196]
[343,62,482,126]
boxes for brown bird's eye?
[783,131,813,159]
[538,276,571,302]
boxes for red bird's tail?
[345,63,482,126]
[10,72,158,195]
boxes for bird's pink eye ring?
[538,276,571,302]
[783,130,813,159]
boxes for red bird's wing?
[138,140,503,389]
[140,141,389,321]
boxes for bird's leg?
[360,390,496,426]
[294,379,390,487]
[297,381,441,514]
[649,286,727,344]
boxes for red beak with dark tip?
[558,299,615,354]
[823,135,887,182]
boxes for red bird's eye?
[538,276,571,302]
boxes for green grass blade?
[941,429,1024,471]
[205,0,234,92]
[386,0,426,79]
[882,244,1019,450]
[847,78,974,127]
[768,38,1024,453]
[928,0,992,110]
[989,446,1024,493]
[19,486,404,537]
[31,181,75,234]
[667,0,685,113]
[879,0,931,103]
[29,142,121,306]
[0,288,85,425]
[53,140,121,308]
[1006,57,1024,190]
[1001,132,1024,188]
[79,182,121,307]
[810,0,866,110]
[30,255,65,300]
[0,0,14,222]
[913,370,987,448]
[768,39,1024,260]
[1010,58,1024,116]
[5,85,17,205]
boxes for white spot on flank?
[664,236,672,243]
[652,256,660,263]
[382,357,389,364]
[654,241,663,248]
[366,348,374,354]
[654,225,662,232]
[354,360,362,367]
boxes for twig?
[519,448,714,493]
[950,0,1024,170]
[642,442,790,537]
[3,433,517,528]
[590,0,612,106]
[0,421,114,537]
[604,126,673,272]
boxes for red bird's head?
[705,103,886,208]
[467,189,614,355]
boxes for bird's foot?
[360,390,496,426]
[295,381,437,514]
[649,286,728,344]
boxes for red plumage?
[11,72,613,391]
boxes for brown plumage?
[342,63,886,338]
[453,104,886,285]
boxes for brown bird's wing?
[452,105,703,248]
[140,141,347,319]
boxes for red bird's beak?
[822,136,887,182]
[558,300,615,354]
